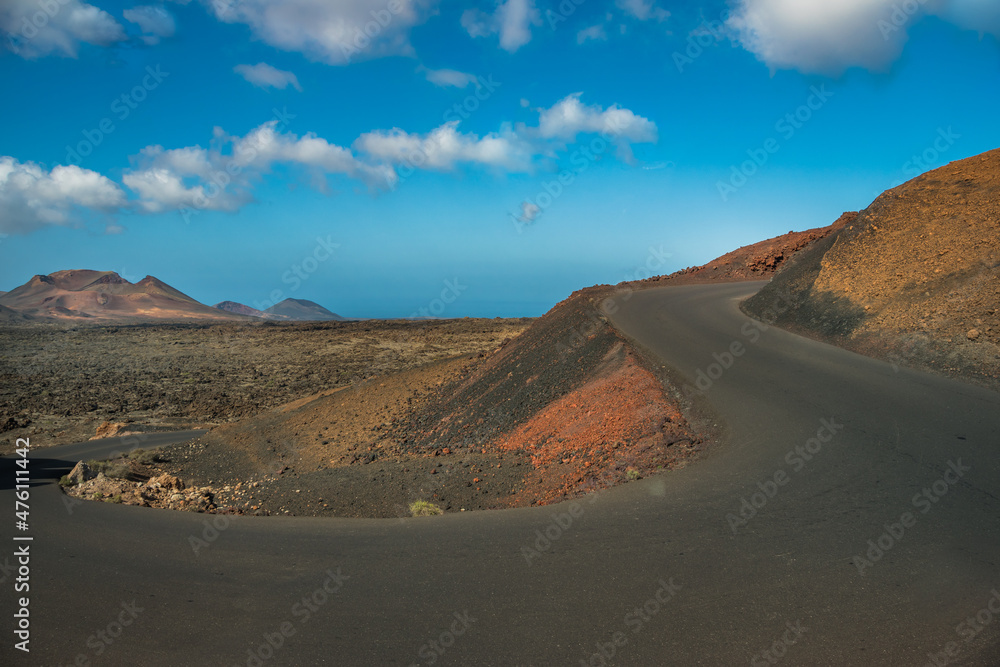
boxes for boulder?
[91,421,128,440]
[148,474,185,491]
[65,461,97,485]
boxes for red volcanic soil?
[495,343,697,506]
[640,213,855,286]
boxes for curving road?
[3,282,1000,666]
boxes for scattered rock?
[65,461,97,485]
[91,421,128,440]
[148,474,185,491]
[967,329,981,341]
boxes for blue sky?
[1,0,998,318]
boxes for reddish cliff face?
[745,147,1000,390]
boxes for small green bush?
[626,468,641,481]
[128,448,166,465]
[86,459,130,479]
[58,475,75,487]
[409,500,444,517]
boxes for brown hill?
[213,300,287,320]
[744,147,1000,389]
[0,270,246,322]
[0,303,29,322]
[637,215,853,287]
[264,298,345,321]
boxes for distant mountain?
[0,303,30,322]
[213,301,287,320]
[0,270,248,322]
[264,298,345,321]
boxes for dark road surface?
[3,282,999,666]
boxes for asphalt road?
[3,282,1000,666]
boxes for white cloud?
[123,5,176,45]
[204,0,435,65]
[726,0,1000,75]
[535,93,658,161]
[616,0,669,22]
[1,0,127,58]
[355,93,658,175]
[124,121,395,213]
[462,0,541,52]
[420,67,479,88]
[234,63,303,91]
[355,121,536,173]
[0,157,125,233]
[576,24,607,44]
[726,0,910,74]
[3,94,656,226]
[518,200,540,222]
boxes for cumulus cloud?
[462,0,541,52]
[355,122,536,173]
[355,93,658,176]
[726,0,1000,75]
[576,24,607,44]
[123,5,176,45]
[534,93,658,161]
[616,0,670,22]
[234,63,303,91]
[204,0,435,65]
[1,0,127,58]
[726,0,911,74]
[3,94,656,227]
[0,157,125,233]
[123,121,395,213]
[420,66,479,88]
